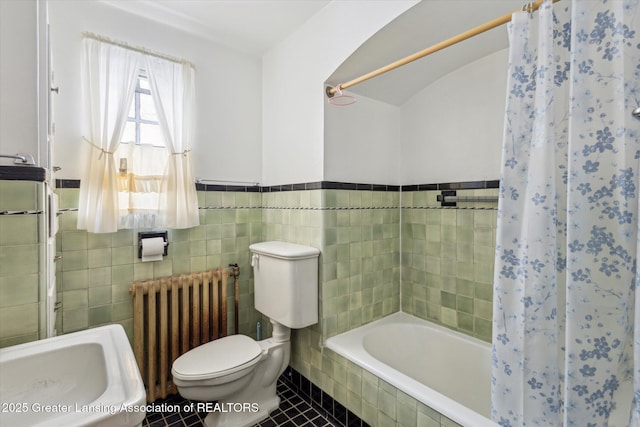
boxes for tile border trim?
[56,179,499,192]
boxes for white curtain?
[492,0,640,426]
[77,39,141,233]
[114,142,168,229]
[144,56,199,229]
[78,37,199,232]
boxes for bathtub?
[324,312,497,427]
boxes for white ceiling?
[101,0,331,55]
[103,0,523,106]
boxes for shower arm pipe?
[326,0,560,97]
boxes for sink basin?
[0,325,146,426]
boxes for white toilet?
[171,241,320,427]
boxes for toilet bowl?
[171,241,320,427]
[172,322,290,427]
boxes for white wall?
[324,92,401,185]
[0,0,39,165]
[400,49,508,184]
[262,0,417,186]
[48,1,262,183]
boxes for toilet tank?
[250,241,320,329]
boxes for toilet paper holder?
[138,231,169,259]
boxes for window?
[78,37,199,233]
[114,70,167,227]
[121,72,164,147]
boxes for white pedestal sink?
[0,325,146,427]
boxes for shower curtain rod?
[326,0,560,98]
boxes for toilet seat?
[172,335,263,381]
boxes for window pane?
[140,93,157,122]
[128,98,135,119]
[121,121,136,143]
[139,75,150,91]
[140,123,164,147]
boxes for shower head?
[633,106,640,119]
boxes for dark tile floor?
[143,379,336,427]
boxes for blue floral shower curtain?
[492,1,639,426]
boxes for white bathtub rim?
[324,312,498,427]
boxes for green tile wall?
[1,179,496,426]
[261,190,325,380]
[53,188,264,341]
[260,189,400,383]
[400,188,497,342]
[0,180,46,347]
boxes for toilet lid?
[172,335,262,380]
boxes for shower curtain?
[492,1,639,426]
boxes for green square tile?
[378,388,397,419]
[88,248,111,268]
[63,289,88,310]
[88,304,112,326]
[0,274,38,307]
[61,230,87,251]
[62,269,89,290]
[441,291,456,309]
[172,256,191,274]
[112,283,132,303]
[474,298,493,320]
[88,232,112,249]
[0,181,38,211]
[57,188,79,209]
[0,245,38,276]
[112,264,133,284]
[474,210,496,228]
[475,317,492,342]
[153,260,173,278]
[58,211,79,232]
[474,227,494,247]
[475,282,493,302]
[62,250,87,272]
[441,307,457,327]
[362,378,378,405]
[112,246,134,265]
[89,286,112,307]
[0,303,38,337]
[474,262,494,284]
[111,301,133,321]
[458,311,474,333]
[457,295,474,314]
[0,215,38,245]
[133,263,154,281]
[397,399,418,427]
[112,229,134,247]
[89,266,111,287]
[62,307,88,333]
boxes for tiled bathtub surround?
[401,186,498,342]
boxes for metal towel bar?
[0,153,36,165]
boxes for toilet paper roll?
[141,237,165,262]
